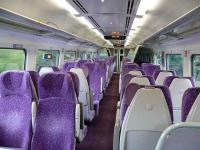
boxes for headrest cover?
[62,62,76,72]
[0,71,32,98]
[163,76,195,87]
[153,70,176,80]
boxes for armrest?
[75,103,81,138]
[88,91,94,110]
[113,108,121,150]
[117,101,121,108]
[32,101,37,131]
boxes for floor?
[76,74,119,150]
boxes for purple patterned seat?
[118,84,173,150]
[0,71,33,149]
[120,83,173,123]
[83,62,101,113]
[164,76,195,122]
[153,70,176,85]
[67,72,80,98]
[141,63,160,76]
[32,73,76,150]
[181,87,200,121]
[120,74,155,101]
[95,60,107,91]
[62,61,77,72]
[28,71,39,95]
[76,60,90,68]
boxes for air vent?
[125,16,131,33]
[88,16,101,28]
[72,0,88,14]
[126,0,135,14]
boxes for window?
[64,51,76,61]
[0,48,26,72]
[36,50,59,71]
[192,55,200,86]
[166,54,183,76]
[98,49,108,58]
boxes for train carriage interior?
[0,0,200,150]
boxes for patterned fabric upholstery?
[95,60,107,90]
[182,87,200,121]
[76,60,90,68]
[38,73,76,101]
[84,62,101,104]
[67,72,80,97]
[28,71,39,95]
[31,98,75,150]
[0,71,32,149]
[62,61,77,72]
[141,63,160,76]
[32,72,76,150]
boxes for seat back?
[84,62,101,104]
[128,70,144,76]
[95,60,107,91]
[0,71,33,149]
[62,61,77,72]
[38,66,59,76]
[76,59,90,68]
[28,71,39,95]
[70,68,89,103]
[129,75,155,85]
[164,76,195,122]
[32,73,76,150]
[38,73,76,102]
[181,87,200,121]
[186,88,200,122]
[120,86,172,150]
[154,70,176,85]
[142,63,160,76]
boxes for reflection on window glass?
[192,55,200,86]
[0,48,25,72]
[36,50,59,71]
[64,51,76,61]
[167,54,183,76]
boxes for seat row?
[0,57,115,150]
[114,58,200,150]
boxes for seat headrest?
[0,71,32,97]
[153,70,176,80]
[62,62,76,72]
[38,73,76,101]
[182,87,200,121]
[163,76,195,87]
[38,66,59,76]
[121,83,173,122]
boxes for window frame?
[0,47,27,70]
[36,49,60,68]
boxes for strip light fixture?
[50,0,113,47]
[125,0,162,47]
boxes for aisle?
[76,74,119,150]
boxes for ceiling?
[68,0,140,46]
[0,0,199,48]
